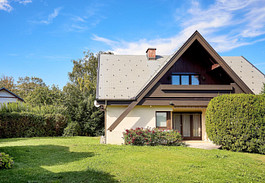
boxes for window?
[172,75,180,85]
[156,112,168,128]
[191,75,199,85]
[172,74,199,85]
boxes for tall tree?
[16,76,46,98]
[0,75,16,91]
[26,85,65,106]
[64,51,104,136]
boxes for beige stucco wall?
[106,105,208,145]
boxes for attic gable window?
[172,73,199,85]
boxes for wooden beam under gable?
[107,31,199,131]
[107,30,253,131]
[211,63,220,70]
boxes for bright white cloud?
[93,0,265,54]
[32,7,62,25]
[17,0,32,4]
[0,0,12,12]
[0,0,31,12]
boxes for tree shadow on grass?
[0,145,118,183]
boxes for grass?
[0,137,264,183]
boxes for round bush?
[206,94,265,154]
[0,152,14,169]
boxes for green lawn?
[0,137,264,183]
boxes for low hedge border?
[0,112,67,138]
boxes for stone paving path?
[183,141,221,150]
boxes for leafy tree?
[64,51,104,136]
[0,75,16,91]
[16,76,46,98]
[26,85,65,106]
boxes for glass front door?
[172,112,202,140]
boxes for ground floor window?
[156,111,171,128]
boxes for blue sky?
[1,0,265,88]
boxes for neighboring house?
[0,87,24,105]
[96,31,265,144]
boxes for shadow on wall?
[130,114,154,129]
[107,107,155,130]
[0,145,118,183]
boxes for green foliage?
[63,121,81,136]
[63,51,104,136]
[123,128,182,146]
[0,103,68,138]
[0,112,68,138]
[16,76,46,99]
[0,102,66,115]
[0,152,14,169]
[0,75,16,92]
[1,50,105,137]
[25,85,65,106]
[206,94,265,154]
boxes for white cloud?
[0,0,13,12]
[66,24,88,32]
[93,0,265,54]
[0,0,31,12]
[32,7,62,25]
[71,16,86,22]
[16,0,32,5]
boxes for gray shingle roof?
[97,54,265,100]
[222,56,265,94]
[97,54,171,100]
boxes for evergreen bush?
[206,94,265,154]
[0,112,67,138]
[63,121,81,136]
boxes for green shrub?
[0,112,68,138]
[63,121,81,136]
[206,94,265,154]
[0,152,14,169]
[0,102,66,115]
[123,128,182,146]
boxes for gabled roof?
[222,56,265,94]
[0,87,24,102]
[97,31,264,131]
[97,55,171,100]
[97,31,263,102]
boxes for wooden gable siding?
[107,31,252,131]
[159,40,234,85]
[139,41,244,107]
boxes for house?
[96,31,265,144]
[0,87,24,105]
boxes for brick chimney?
[146,48,156,60]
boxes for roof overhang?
[107,30,253,131]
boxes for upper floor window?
[172,73,199,85]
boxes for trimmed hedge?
[123,128,182,146]
[0,112,68,138]
[206,94,265,154]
